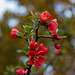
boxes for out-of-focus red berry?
[10,28,19,39]
[54,43,60,49]
[55,49,61,55]
[39,11,52,22]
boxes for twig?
[27,36,30,44]
[38,35,52,39]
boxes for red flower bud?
[57,36,61,40]
[52,34,58,39]
[16,68,25,75]
[55,49,61,55]
[10,28,19,39]
[39,11,52,22]
[54,43,60,49]
[30,40,38,50]
[16,68,28,75]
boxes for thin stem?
[35,28,39,42]
[38,35,52,39]
[27,36,30,44]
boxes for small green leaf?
[16,32,23,38]
[28,27,32,33]
[26,60,30,66]
[61,36,67,38]
[34,21,40,29]
[25,45,29,52]
[35,13,40,21]
[28,16,35,20]
[56,28,58,33]
[15,66,24,69]
[26,51,29,55]
[46,31,52,36]
[29,33,35,36]
[31,11,35,18]
[17,50,23,53]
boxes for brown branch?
[38,35,52,39]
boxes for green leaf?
[26,51,29,55]
[56,28,58,33]
[31,11,35,18]
[26,60,30,66]
[17,50,23,53]
[34,21,40,29]
[16,32,23,38]
[61,36,67,38]
[28,27,32,33]
[46,30,52,36]
[23,25,32,34]
[35,13,40,21]
[15,66,24,69]
[28,16,35,20]
[25,45,29,52]
[29,33,35,36]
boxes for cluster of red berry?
[52,34,61,55]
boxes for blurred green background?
[0,0,75,75]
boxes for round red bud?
[55,49,61,55]
[10,28,19,39]
[54,43,60,49]
[52,34,58,39]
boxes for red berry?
[55,49,61,55]
[52,34,58,39]
[54,43,60,49]
[10,28,19,39]
[57,36,61,40]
